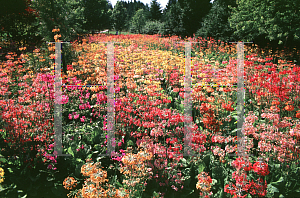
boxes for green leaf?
[211,179,217,186]
[232,115,240,121]
[231,128,241,134]
[47,176,55,182]
[87,153,93,159]
[68,147,74,157]
[274,164,281,168]
[271,176,284,186]
[268,184,279,193]
[180,104,184,111]
[198,163,205,173]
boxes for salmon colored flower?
[296,111,300,118]
[284,105,294,111]
[63,176,77,190]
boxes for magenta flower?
[74,113,79,119]
[80,116,86,122]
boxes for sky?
[109,0,169,9]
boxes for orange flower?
[63,176,77,190]
[90,168,108,185]
[81,184,97,198]
[272,100,280,106]
[81,163,95,176]
[284,105,294,111]
[222,101,234,111]
[270,105,280,113]
[296,111,300,118]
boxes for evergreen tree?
[165,0,177,11]
[163,1,185,37]
[31,0,85,42]
[149,0,162,21]
[130,8,146,34]
[82,0,111,33]
[122,0,147,30]
[178,0,212,37]
[196,0,236,41]
[229,0,300,48]
[111,1,127,32]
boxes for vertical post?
[53,42,71,156]
[106,42,115,156]
[236,41,246,158]
[226,41,252,159]
[184,42,193,156]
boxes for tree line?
[1,0,300,54]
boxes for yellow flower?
[0,167,4,183]
[0,168,4,177]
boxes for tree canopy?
[111,1,127,32]
[229,0,300,48]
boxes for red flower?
[252,160,270,176]
[296,111,300,118]
[284,105,294,111]
[232,157,245,169]
[222,101,234,111]
[224,183,236,195]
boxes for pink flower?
[80,116,86,122]
[61,95,69,104]
[79,104,84,110]
[68,114,72,120]
[48,144,54,150]
[115,86,120,93]
[74,113,79,119]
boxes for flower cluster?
[63,176,77,190]
[196,172,213,197]
[225,157,270,197]
[0,167,4,183]
[119,147,153,195]
[64,159,130,198]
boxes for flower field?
[0,31,300,198]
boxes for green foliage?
[111,1,127,32]
[31,0,86,42]
[130,9,147,34]
[0,0,40,46]
[162,1,185,37]
[196,0,236,42]
[229,0,300,48]
[142,20,163,35]
[82,0,111,33]
[178,0,212,37]
[149,0,162,21]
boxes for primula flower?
[80,116,85,122]
[284,105,294,111]
[0,168,4,183]
[61,95,69,104]
[63,176,77,190]
[74,113,80,119]
[252,160,270,176]
[232,157,246,169]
